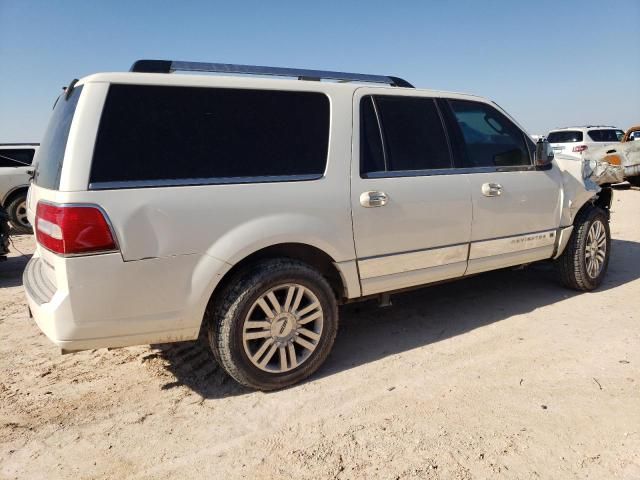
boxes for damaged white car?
[585,126,640,187]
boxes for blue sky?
[1,0,639,142]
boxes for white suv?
[24,60,613,390]
[547,126,624,159]
[0,143,38,233]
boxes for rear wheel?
[628,177,640,188]
[208,259,338,390]
[555,207,610,291]
[6,193,32,234]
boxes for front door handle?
[360,191,388,207]
[481,183,503,197]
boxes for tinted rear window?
[34,86,83,189]
[0,149,35,167]
[90,85,330,186]
[373,96,452,172]
[587,129,621,142]
[547,131,583,143]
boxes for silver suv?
[24,60,613,390]
[0,143,38,233]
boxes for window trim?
[89,173,324,191]
[359,94,454,178]
[362,164,535,179]
[370,97,389,172]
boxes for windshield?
[34,86,83,190]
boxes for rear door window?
[547,131,583,143]
[34,86,83,189]
[447,100,531,168]
[360,95,452,175]
[90,85,330,187]
[587,129,621,142]
[0,149,35,167]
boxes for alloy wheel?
[585,220,607,279]
[242,283,324,373]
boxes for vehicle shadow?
[154,238,640,399]
[0,252,32,288]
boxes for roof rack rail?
[130,59,414,88]
[0,143,39,146]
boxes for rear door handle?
[360,191,388,207]
[481,183,503,197]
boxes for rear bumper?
[23,252,226,352]
[23,256,78,349]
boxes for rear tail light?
[36,202,117,255]
[572,145,588,153]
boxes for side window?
[588,129,620,142]
[448,100,531,168]
[0,149,35,167]
[360,95,452,175]
[90,85,330,185]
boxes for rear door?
[351,90,472,295]
[441,99,562,274]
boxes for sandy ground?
[1,189,639,480]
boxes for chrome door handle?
[360,191,388,207]
[481,183,503,197]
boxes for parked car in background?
[0,206,10,260]
[547,126,624,159]
[24,60,613,390]
[0,144,38,233]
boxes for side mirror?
[535,139,554,167]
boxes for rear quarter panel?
[27,79,358,339]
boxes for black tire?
[628,177,640,188]
[207,259,338,390]
[555,207,610,291]
[6,193,32,234]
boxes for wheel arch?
[1,185,29,207]
[573,187,613,223]
[189,241,356,338]
[213,242,349,303]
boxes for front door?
[350,90,473,295]
[442,99,563,275]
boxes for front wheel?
[555,207,610,291]
[208,259,338,390]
